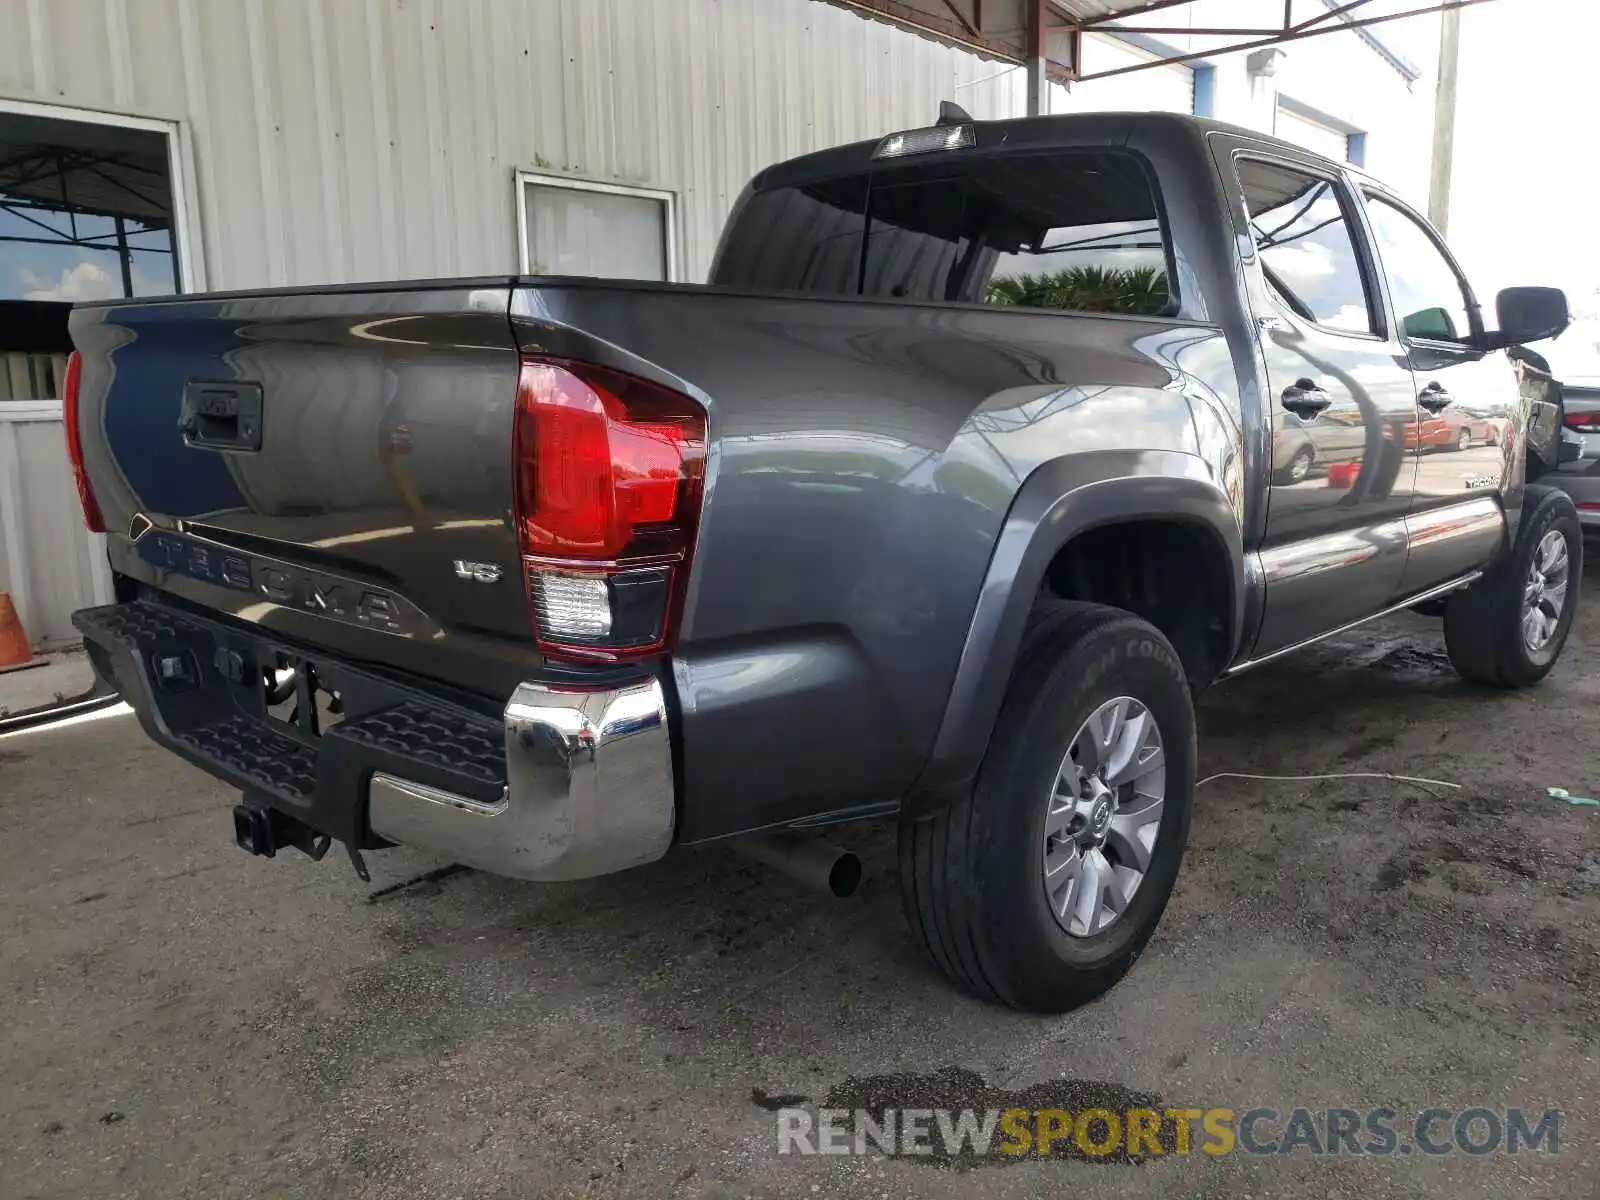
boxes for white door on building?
[1276,105,1352,163]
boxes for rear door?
[1355,190,1516,593]
[1220,147,1419,657]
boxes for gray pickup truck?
[67,110,1578,1013]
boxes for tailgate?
[69,280,540,698]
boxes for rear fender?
[905,449,1244,814]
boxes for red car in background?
[1403,410,1506,452]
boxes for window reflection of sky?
[1245,174,1370,336]
[0,206,176,301]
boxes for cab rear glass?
[710,148,1174,317]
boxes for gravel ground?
[2,570,1598,1199]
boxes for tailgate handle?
[180,381,263,452]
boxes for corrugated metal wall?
[0,0,1032,289]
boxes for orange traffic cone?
[0,592,45,674]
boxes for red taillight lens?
[61,350,107,533]
[1563,410,1600,432]
[513,357,705,662]
[517,362,698,559]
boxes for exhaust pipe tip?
[825,850,863,898]
[734,834,863,898]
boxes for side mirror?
[1492,286,1569,347]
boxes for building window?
[516,172,676,282]
[3,102,188,413]
[0,116,180,310]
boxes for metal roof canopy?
[826,1,1488,86]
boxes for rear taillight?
[61,350,107,533]
[1563,410,1600,432]
[513,356,705,662]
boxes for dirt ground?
[2,567,1598,1199]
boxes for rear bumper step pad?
[74,599,504,850]
[74,597,677,881]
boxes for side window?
[862,151,1171,314]
[1236,158,1375,336]
[1362,195,1473,343]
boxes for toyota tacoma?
[67,110,1579,1013]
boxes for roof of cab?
[747,110,1357,194]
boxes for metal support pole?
[1026,0,1047,116]
[1428,5,1461,234]
[114,215,134,297]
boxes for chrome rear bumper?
[368,678,674,881]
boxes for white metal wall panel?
[0,0,1031,289]
[1061,35,1193,115]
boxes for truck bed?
[70,275,1216,839]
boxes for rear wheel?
[898,601,1195,1012]
[1455,426,1473,452]
[1444,485,1581,687]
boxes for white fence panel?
[0,353,113,651]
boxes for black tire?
[1443,485,1581,688]
[898,601,1195,1013]
[1455,426,1472,452]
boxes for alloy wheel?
[1522,529,1570,654]
[1042,696,1166,937]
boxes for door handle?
[1417,382,1453,412]
[179,381,264,452]
[1281,378,1332,418]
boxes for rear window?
[711,149,1173,317]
